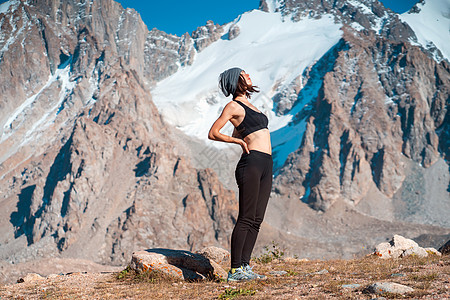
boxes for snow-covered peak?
[400,0,450,61]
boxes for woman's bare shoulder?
[223,100,243,113]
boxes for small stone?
[390,273,405,277]
[315,269,329,275]
[366,282,414,294]
[17,273,44,283]
[269,270,287,276]
[342,283,361,289]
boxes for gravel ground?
[1,254,449,299]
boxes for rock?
[342,283,361,289]
[196,246,230,266]
[130,249,227,281]
[390,273,405,277]
[17,273,44,283]
[375,235,437,259]
[392,235,419,249]
[269,270,287,276]
[192,20,224,52]
[306,269,329,276]
[366,282,413,294]
[438,240,450,255]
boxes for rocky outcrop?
[191,20,223,52]
[227,24,240,40]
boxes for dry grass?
[1,254,448,299]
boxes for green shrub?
[254,241,285,264]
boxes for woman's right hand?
[237,139,250,154]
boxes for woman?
[208,67,272,282]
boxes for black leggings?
[231,150,273,268]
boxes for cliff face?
[273,26,449,209]
[0,0,236,265]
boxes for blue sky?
[117,0,420,36]
[0,0,420,36]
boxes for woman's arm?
[208,103,249,154]
[232,127,242,139]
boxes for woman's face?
[241,71,252,86]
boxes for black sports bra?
[234,100,268,138]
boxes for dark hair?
[233,74,260,99]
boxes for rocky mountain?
[265,0,449,223]
[0,0,449,283]
[0,0,236,270]
[149,0,450,259]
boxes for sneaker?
[243,264,267,280]
[227,267,252,282]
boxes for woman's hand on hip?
[237,139,250,154]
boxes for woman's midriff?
[243,128,271,155]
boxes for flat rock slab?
[366,282,414,294]
[130,248,227,281]
[341,283,361,289]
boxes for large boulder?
[130,248,227,281]
[374,235,441,259]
